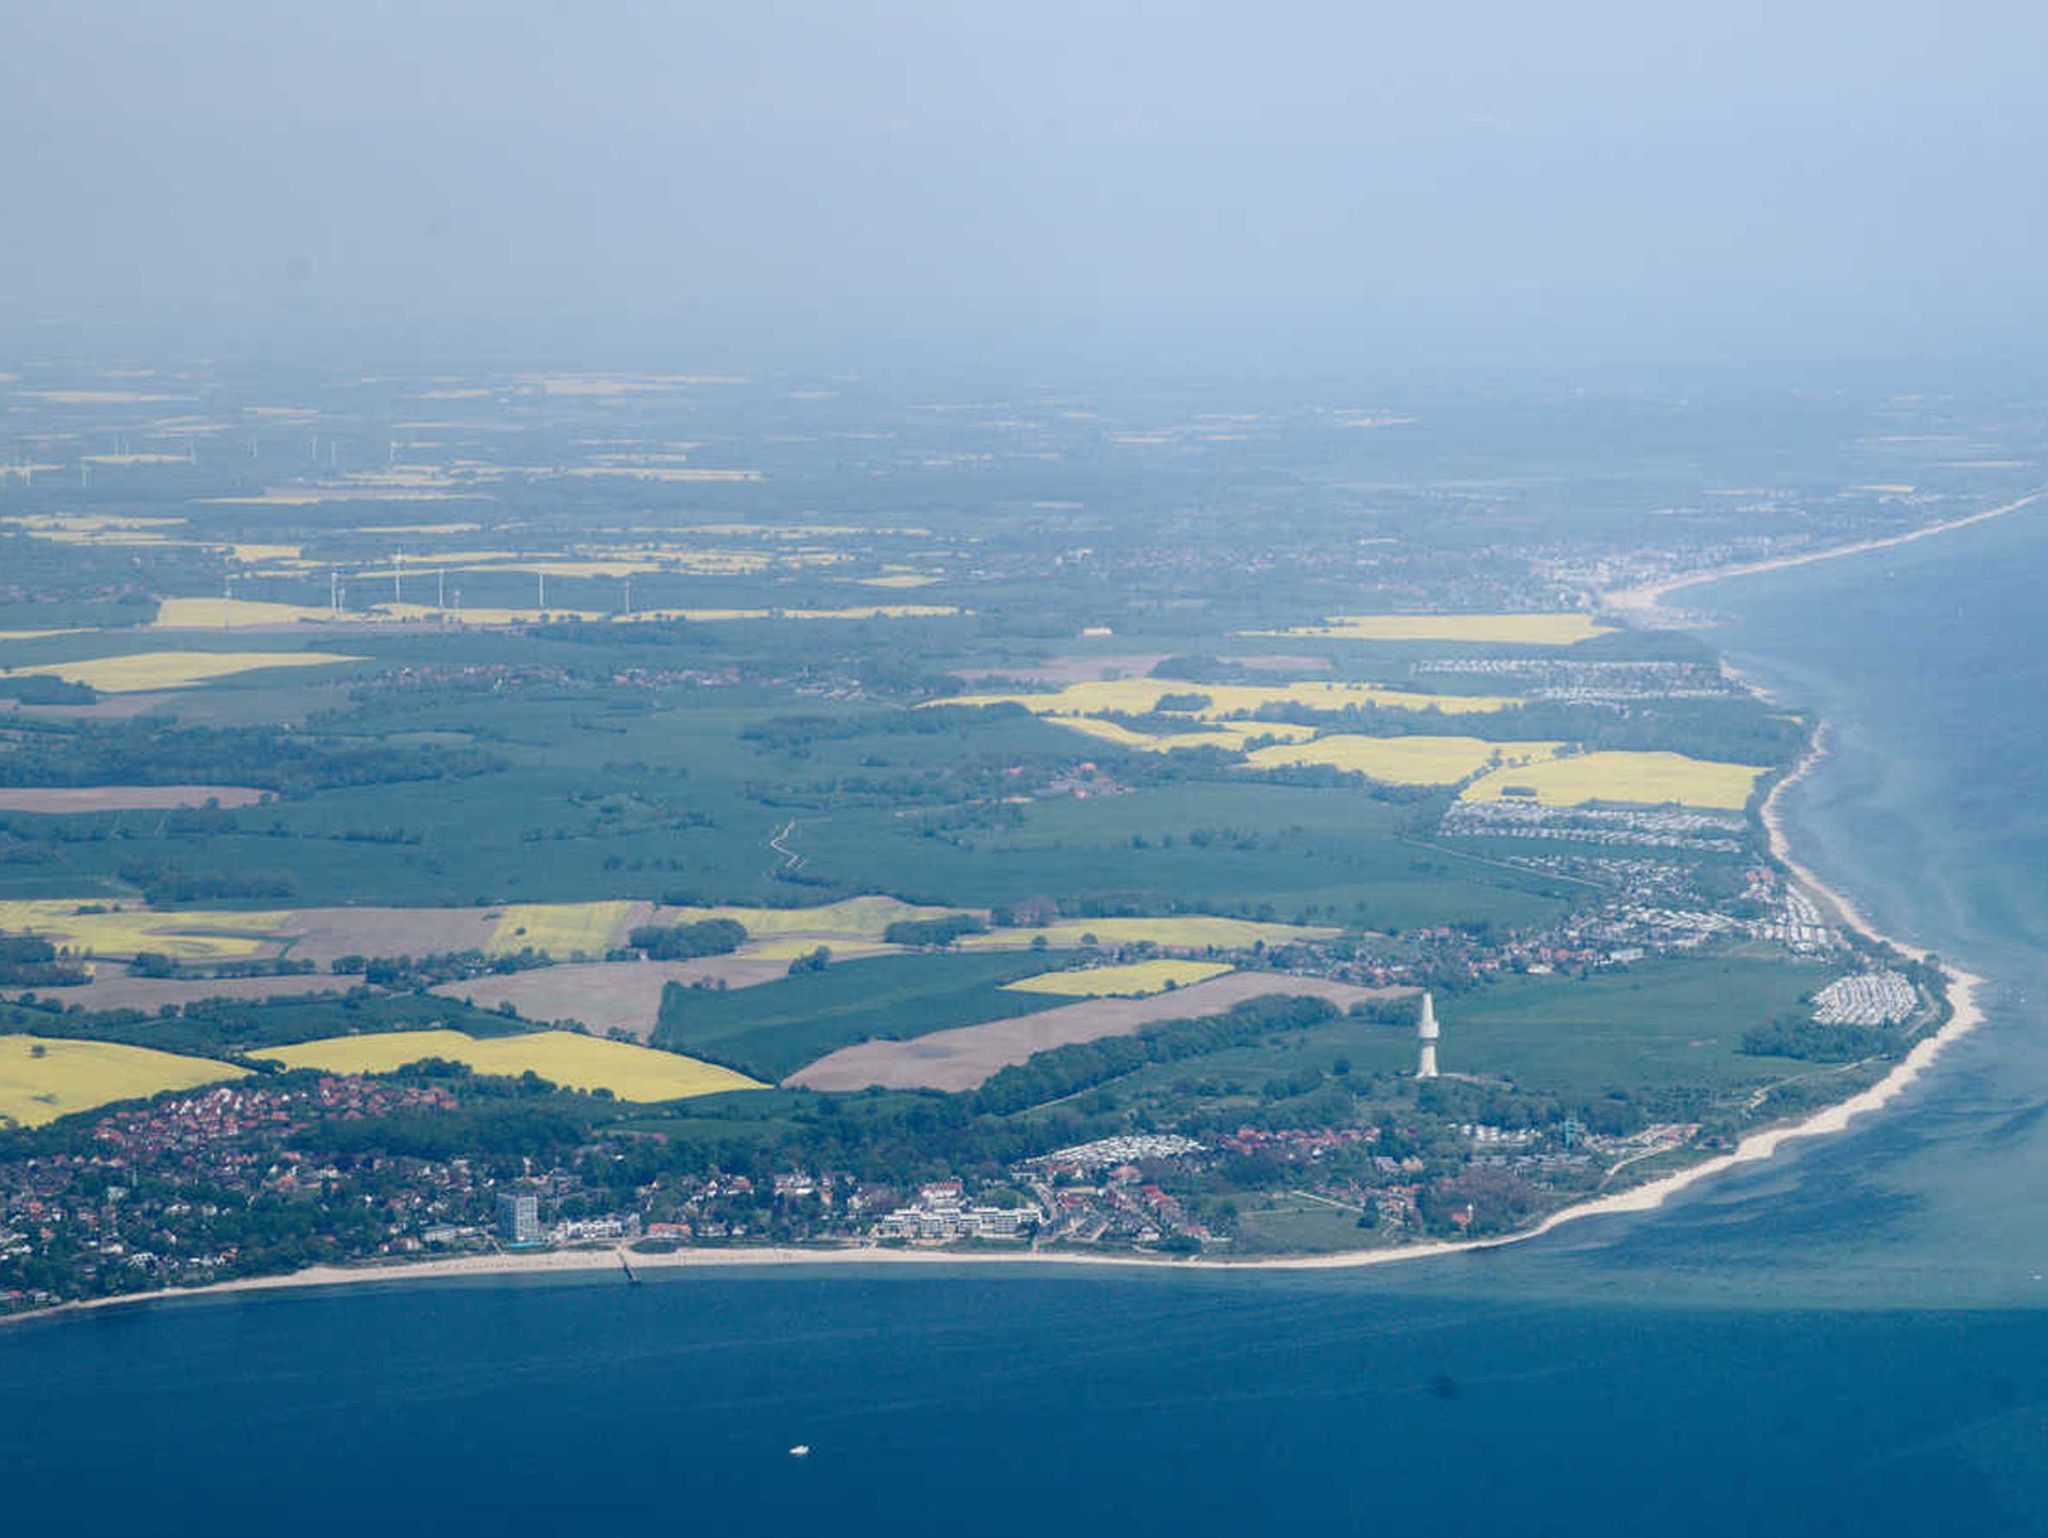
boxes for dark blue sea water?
[8,502,2048,1534]
[9,1273,2048,1537]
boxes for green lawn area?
[1232,1193,1379,1255]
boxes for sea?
[8,501,2048,1535]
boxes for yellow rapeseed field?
[488,901,638,958]
[1051,718,1319,753]
[1252,613,1615,645]
[0,1035,246,1128]
[255,1029,763,1101]
[962,916,1341,951]
[1004,959,1234,997]
[7,513,186,534]
[153,597,336,628]
[13,650,363,693]
[1245,735,1566,785]
[1460,750,1767,809]
[929,678,1514,719]
[0,901,292,960]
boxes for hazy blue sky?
[3,1,2044,364]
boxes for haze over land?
[4,1,2046,368]
[8,7,2048,1533]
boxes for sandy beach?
[1604,484,2048,618]
[6,504,2013,1322]
[14,932,1982,1321]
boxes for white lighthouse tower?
[1416,991,1440,1080]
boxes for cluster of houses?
[1440,798,1748,854]
[1812,970,1916,1026]
[869,1182,1034,1243]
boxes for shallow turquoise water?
[7,500,2048,1531]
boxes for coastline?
[1604,484,2048,617]
[12,754,1988,1323]
[4,508,2011,1324]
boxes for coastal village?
[1,900,1938,1316]
[0,664,1957,1314]
[0,363,1999,1319]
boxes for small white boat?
[788,1444,811,1458]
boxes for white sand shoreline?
[4,509,2008,1324]
[1604,484,2048,617]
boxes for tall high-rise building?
[499,1192,541,1246]
[1417,991,1440,1080]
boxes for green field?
[652,949,1075,1081]
[1112,955,1831,1111]
[800,781,1573,926]
[1232,1193,1380,1254]
[0,675,1578,938]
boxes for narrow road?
[768,820,804,871]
